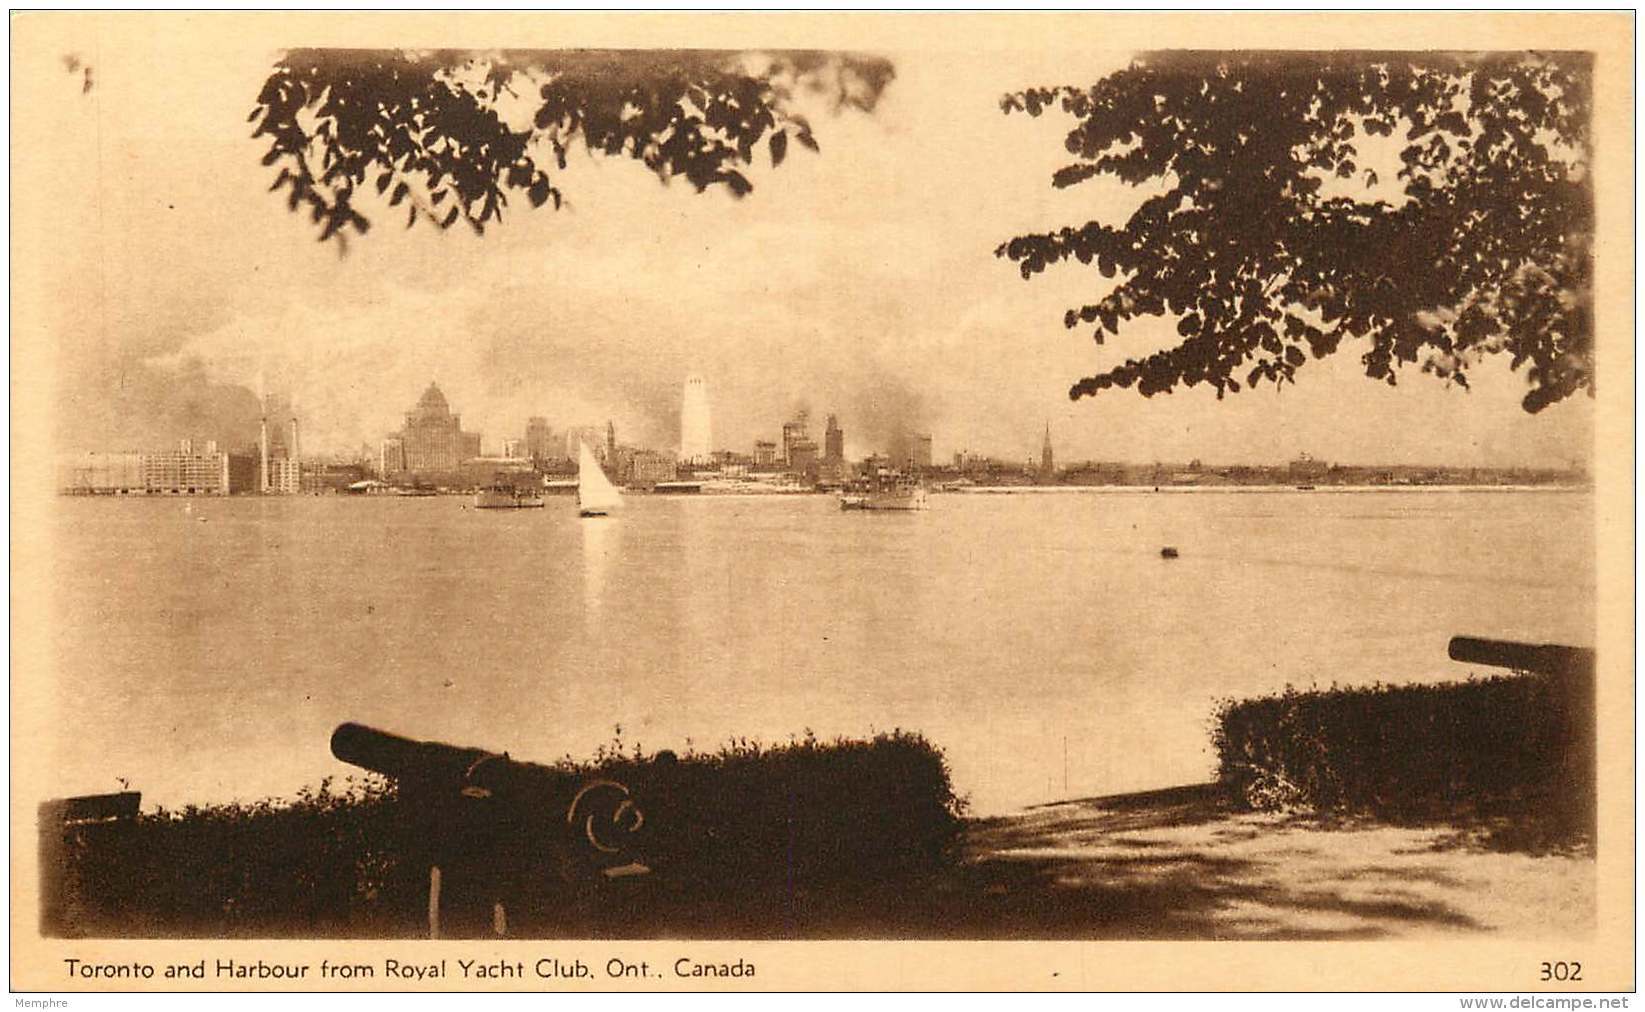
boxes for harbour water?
[48,489,1595,816]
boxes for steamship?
[839,469,929,512]
[474,485,546,509]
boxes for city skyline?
[31,38,1593,471]
[57,373,1594,479]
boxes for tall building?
[888,430,932,472]
[752,440,778,469]
[911,433,932,471]
[525,417,554,462]
[824,414,844,463]
[1040,422,1055,480]
[393,381,481,477]
[781,412,810,465]
[379,436,405,477]
[680,375,712,464]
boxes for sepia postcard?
[9,11,1635,994]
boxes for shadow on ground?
[914,784,1483,940]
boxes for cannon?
[330,722,672,937]
[1446,636,1595,679]
[1447,636,1596,839]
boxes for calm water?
[49,489,1594,816]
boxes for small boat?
[474,485,545,509]
[652,481,703,495]
[1160,546,1179,559]
[840,470,929,511]
[577,443,623,518]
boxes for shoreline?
[56,483,1592,499]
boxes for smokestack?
[259,411,269,494]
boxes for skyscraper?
[1041,422,1055,479]
[824,414,844,463]
[912,433,932,471]
[395,381,481,477]
[525,417,554,462]
[781,411,810,465]
[680,375,712,464]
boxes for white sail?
[577,442,623,516]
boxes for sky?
[27,29,1594,469]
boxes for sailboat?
[577,442,623,518]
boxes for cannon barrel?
[331,722,501,784]
[1447,637,1594,678]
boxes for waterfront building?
[502,437,526,460]
[227,451,259,493]
[142,440,230,495]
[58,452,146,494]
[395,382,482,477]
[680,375,712,464]
[752,440,778,469]
[787,439,820,479]
[626,449,679,489]
[266,456,300,495]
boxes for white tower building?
[680,375,712,464]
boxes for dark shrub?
[1211,672,1593,850]
[46,730,964,938]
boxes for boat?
[577,443,623,518]
[473,485,545,509]
[839,469,929,511]
[652,481,703,495]
[1160,546,1180,559]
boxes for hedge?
[44,730,965,938]
[1211,672,1593,850]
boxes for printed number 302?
[1541,962,1582,982]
